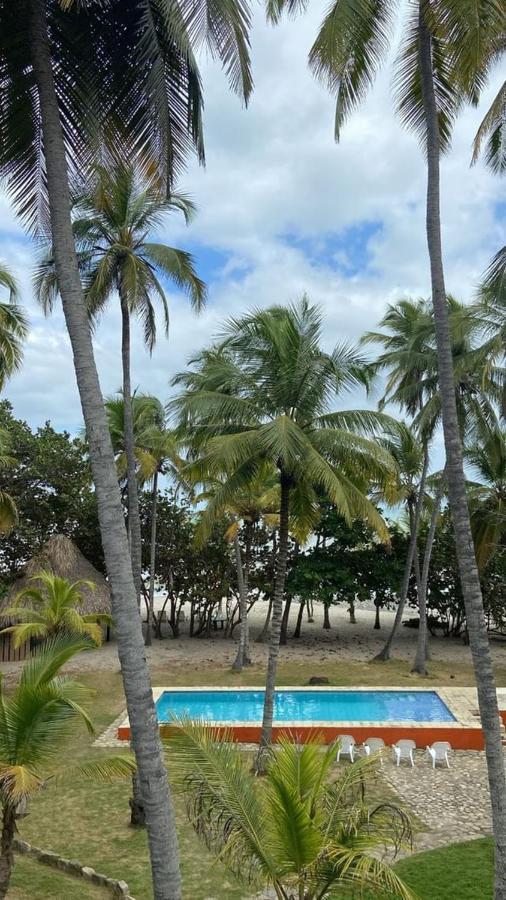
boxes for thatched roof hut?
[2,534,111,619]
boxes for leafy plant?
[166,720,414,900]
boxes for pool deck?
[115,686,503,750]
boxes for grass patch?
[151,653,506,689]
[9,856,107,899]
[395,838,493,899]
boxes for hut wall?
[0,632,30,662]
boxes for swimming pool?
[155,688,456,724]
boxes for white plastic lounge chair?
[362,737,386,761]
[426,741,451,769]
[336,735,356,763]
[392,739,416,767]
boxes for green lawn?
[395,838,493,899]
[8,654,502,898]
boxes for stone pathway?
[384,749,493,852]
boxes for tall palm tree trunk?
[374,447,429,661]
[232,532,249,671]
[145,468,159,648]
[412,470,446,674]
[29,3,181,896]
[419,6,506,893]
[256,476,290,772]
[119,285,143,606]
[293,599,305,637]
[0,805,16,899]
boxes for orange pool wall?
[117,722,485,749]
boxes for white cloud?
[1,0,504,455]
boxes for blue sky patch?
[281,220,383,277]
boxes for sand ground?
[3,598,504,679]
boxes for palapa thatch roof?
[1,534,111,618]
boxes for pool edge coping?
[115,685,487,735]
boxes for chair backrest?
[364,737,385,752]
[337,734,355,749]
[430,741,451,756]
[395,739,416,752]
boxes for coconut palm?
[166,720,413,900]
[196,463,281,671]
[364,296,500,671]
[297,1,506,884]
[476,251,506,419]
[36,163,206,605]
[372,425,428,661]
[0,263,28,392]
[104,392,182,645]
[0,426,18,537]
[472,79,506,174]
[0,634,135,898]
[363,299,434,664]
[0,571,112,648]
[466,422,506,573]
[171,299,397,767]
[136,405,183,647]
[0,3,252,892]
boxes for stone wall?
[14,838,135,898]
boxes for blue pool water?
[155,689,456,724]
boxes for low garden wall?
[14,838,135,898]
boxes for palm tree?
[0,571,112,648]
[0,427,18,537]
[196,463,281,671]
[0,263,28,392]
[293,0,506,885]
[1,3,252,893]
[36,163,206,605]
[364,296,499,670]
[171,299,397,768]
[466,421,506,572]
[104,393,182,645]
[0,635,135,899]
[136,404,183,647]
[372,425,428,662]
[472,79,506,175]
[166,720,413,900]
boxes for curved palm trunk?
[419,7,506,894]
[255,476,290,772]
[145,468,159,649]
[119,286,143,607]
[232,532,249,671]
[0,805,16,899]
[412,471,446,674]
[374,447,429,661]
[29,4,181,897]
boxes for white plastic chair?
[392,739,416,767]
[336,735,356,763]
[426,741,451,769]
[362,737,386,762]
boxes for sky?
[1,2,504,468]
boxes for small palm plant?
[0,571,112,648]
[166,721,414,900]
[0,635,135,896]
